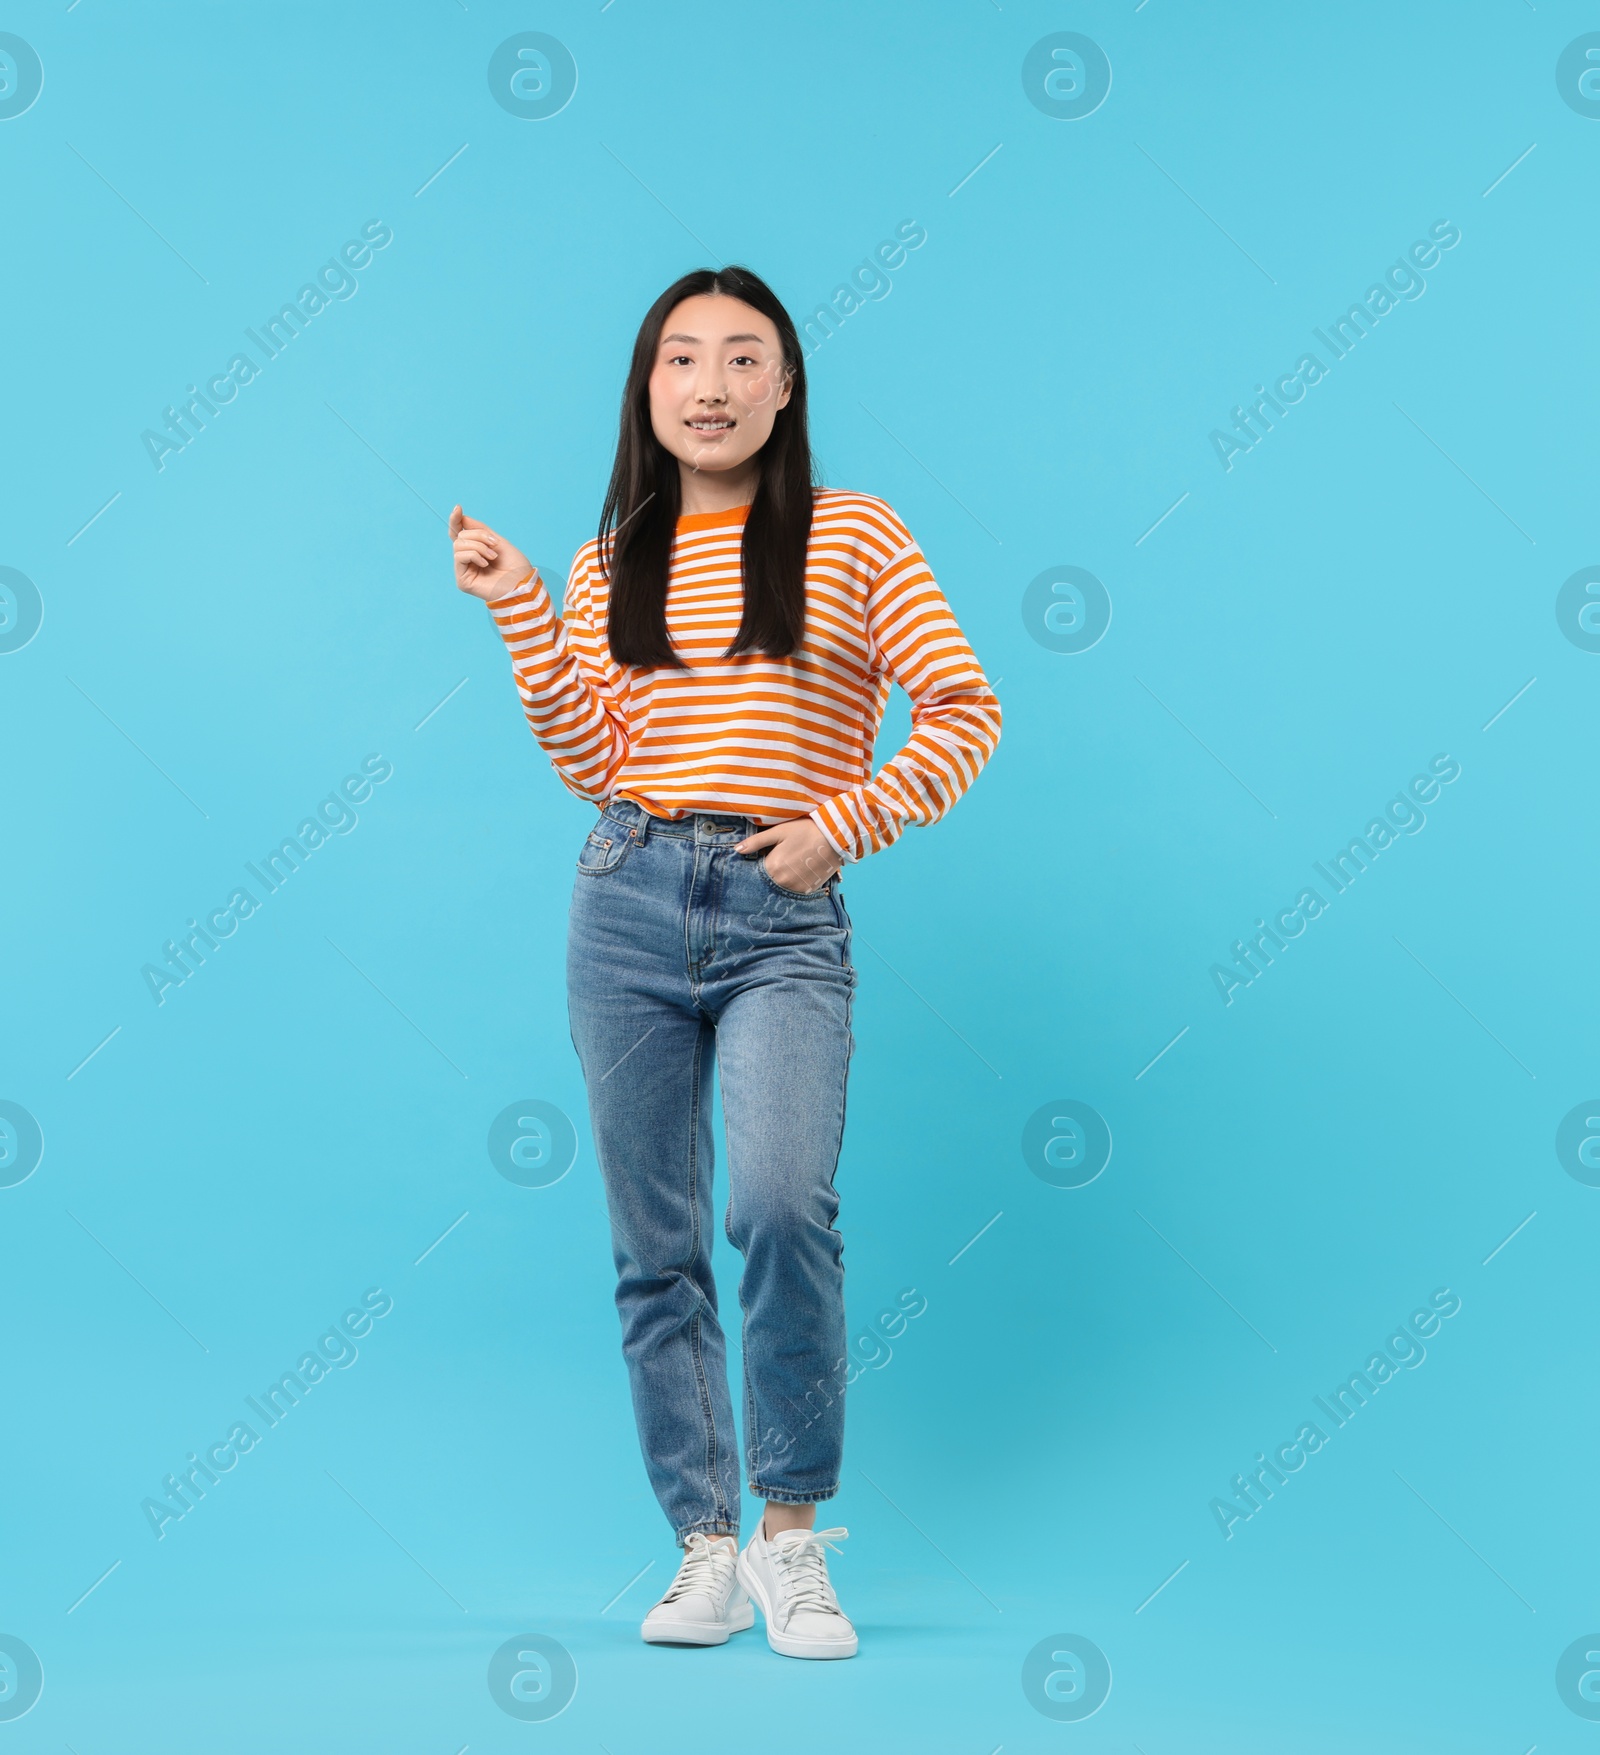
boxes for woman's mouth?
[687,417,736,433]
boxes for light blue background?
[3,2,1597,1749]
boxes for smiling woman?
[604,269,814,668]
[448,264,1001,1664]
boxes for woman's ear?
[775,365,794,413]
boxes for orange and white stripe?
[488,490,1001,861]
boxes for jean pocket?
[757,852,832,900]
[577,821,633,876]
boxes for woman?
[450,266,1000,1660]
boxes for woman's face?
[647,294,792,478]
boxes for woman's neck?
[678,459,759,518]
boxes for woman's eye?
[730,354,757,367]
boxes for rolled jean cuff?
[677,1518,740,1547]
[747,1482,840,1505]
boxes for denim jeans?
[566,795,857,1544]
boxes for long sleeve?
[810,533,1001,862]
[487,558,630,804]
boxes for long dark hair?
[598,266,816,668]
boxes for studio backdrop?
[3,4,1597,1751]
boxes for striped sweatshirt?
[487,489,1001,862]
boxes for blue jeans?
[566,796,857,1543]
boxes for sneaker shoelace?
[768,1526,849,1623]
[660,1532,737,1605]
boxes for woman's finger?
[734,827,785,853]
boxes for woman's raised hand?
[450,505,534,602]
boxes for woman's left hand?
[736,817,843,894]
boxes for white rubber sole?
[640,1600,754,1646]
[736,1553,859,1660]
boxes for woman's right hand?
[450,505,534,602]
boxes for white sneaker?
[737,1523,858,1659]
[640,1532,755,1646]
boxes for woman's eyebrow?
[659,332,767,346]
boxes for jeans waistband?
[601,795,762,843]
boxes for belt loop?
[613,797,648,843]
